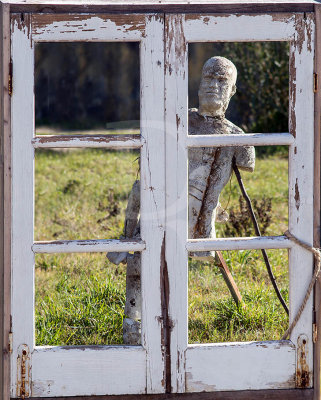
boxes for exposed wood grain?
[31,13,145,42]
[186,236,293,251]
[288,13,315,388]
[32,239,146,253]
[165,13,188,394]
[314,5,321,400]
[140,14,166,394]
[186,132,294,147]
[0,3,11,400]
[18,389,315,400]
[3,1,318,14]
[184,13,296,42]
[32,134,141,149]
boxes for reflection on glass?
[188,249,289,344]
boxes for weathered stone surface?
[188,57,255,258]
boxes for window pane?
[35,148,140,241]
[188,42,289,134]
[188,249,289,343]
[35,252,141,346]
[188,145,288,240]
[35,42,140,134]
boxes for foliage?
[223,196,272,237]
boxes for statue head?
[198,56,237,118]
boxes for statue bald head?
[198,56,237,118]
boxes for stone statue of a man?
[189,56,255,258]
[107,56,255,344]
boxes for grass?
[35,143,289,346]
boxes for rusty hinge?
[8,59,12,97]
[314,72,318,93]
[296,334,311,388]
[16,344,31,399]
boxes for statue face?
[198,57,237,117]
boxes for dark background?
[35,41,289,135]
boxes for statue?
[107,56,255,344]
[189,56,255,258]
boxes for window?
[10,11,315,397]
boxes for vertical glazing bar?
[165,14,188,393]
[140,14,166,394]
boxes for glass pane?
[35,252,141,346]
[35,42,140,135]
[188,42,289,133]
[188,249,289,343]
[188,145,288,241]
[35,148,140,241]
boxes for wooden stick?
[216,251,243,305]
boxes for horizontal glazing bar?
[33,239,146,253]
[186,133,294,147]
[32,134,142,149]
[186,236,292,252]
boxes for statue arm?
[124,179,140,238]
[234,145,255,172]
[106,180,140,265]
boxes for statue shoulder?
[188,108,200,120]
[188,108,202,130]
[224,119,244,135]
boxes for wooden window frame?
[0,2,321,400]
[10,12,165,398]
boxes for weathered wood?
[21,389,315,400]
[165,14,188,393]
[33,134,142,149]
[186,236,292,251]
[10,13,34,397]
[186,132,294,147]
[0,3,10,400]
[11,12,165,397]
[140,14,166,393]
[288,14,315,387]
[4,1,318,14]
[31,346,147,397]
[314,5,321,400]
[186,342,296,391]
[32,239,146,253]
[183,13,296,42]
[31,13,145,41]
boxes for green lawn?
[35,144,289,346]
